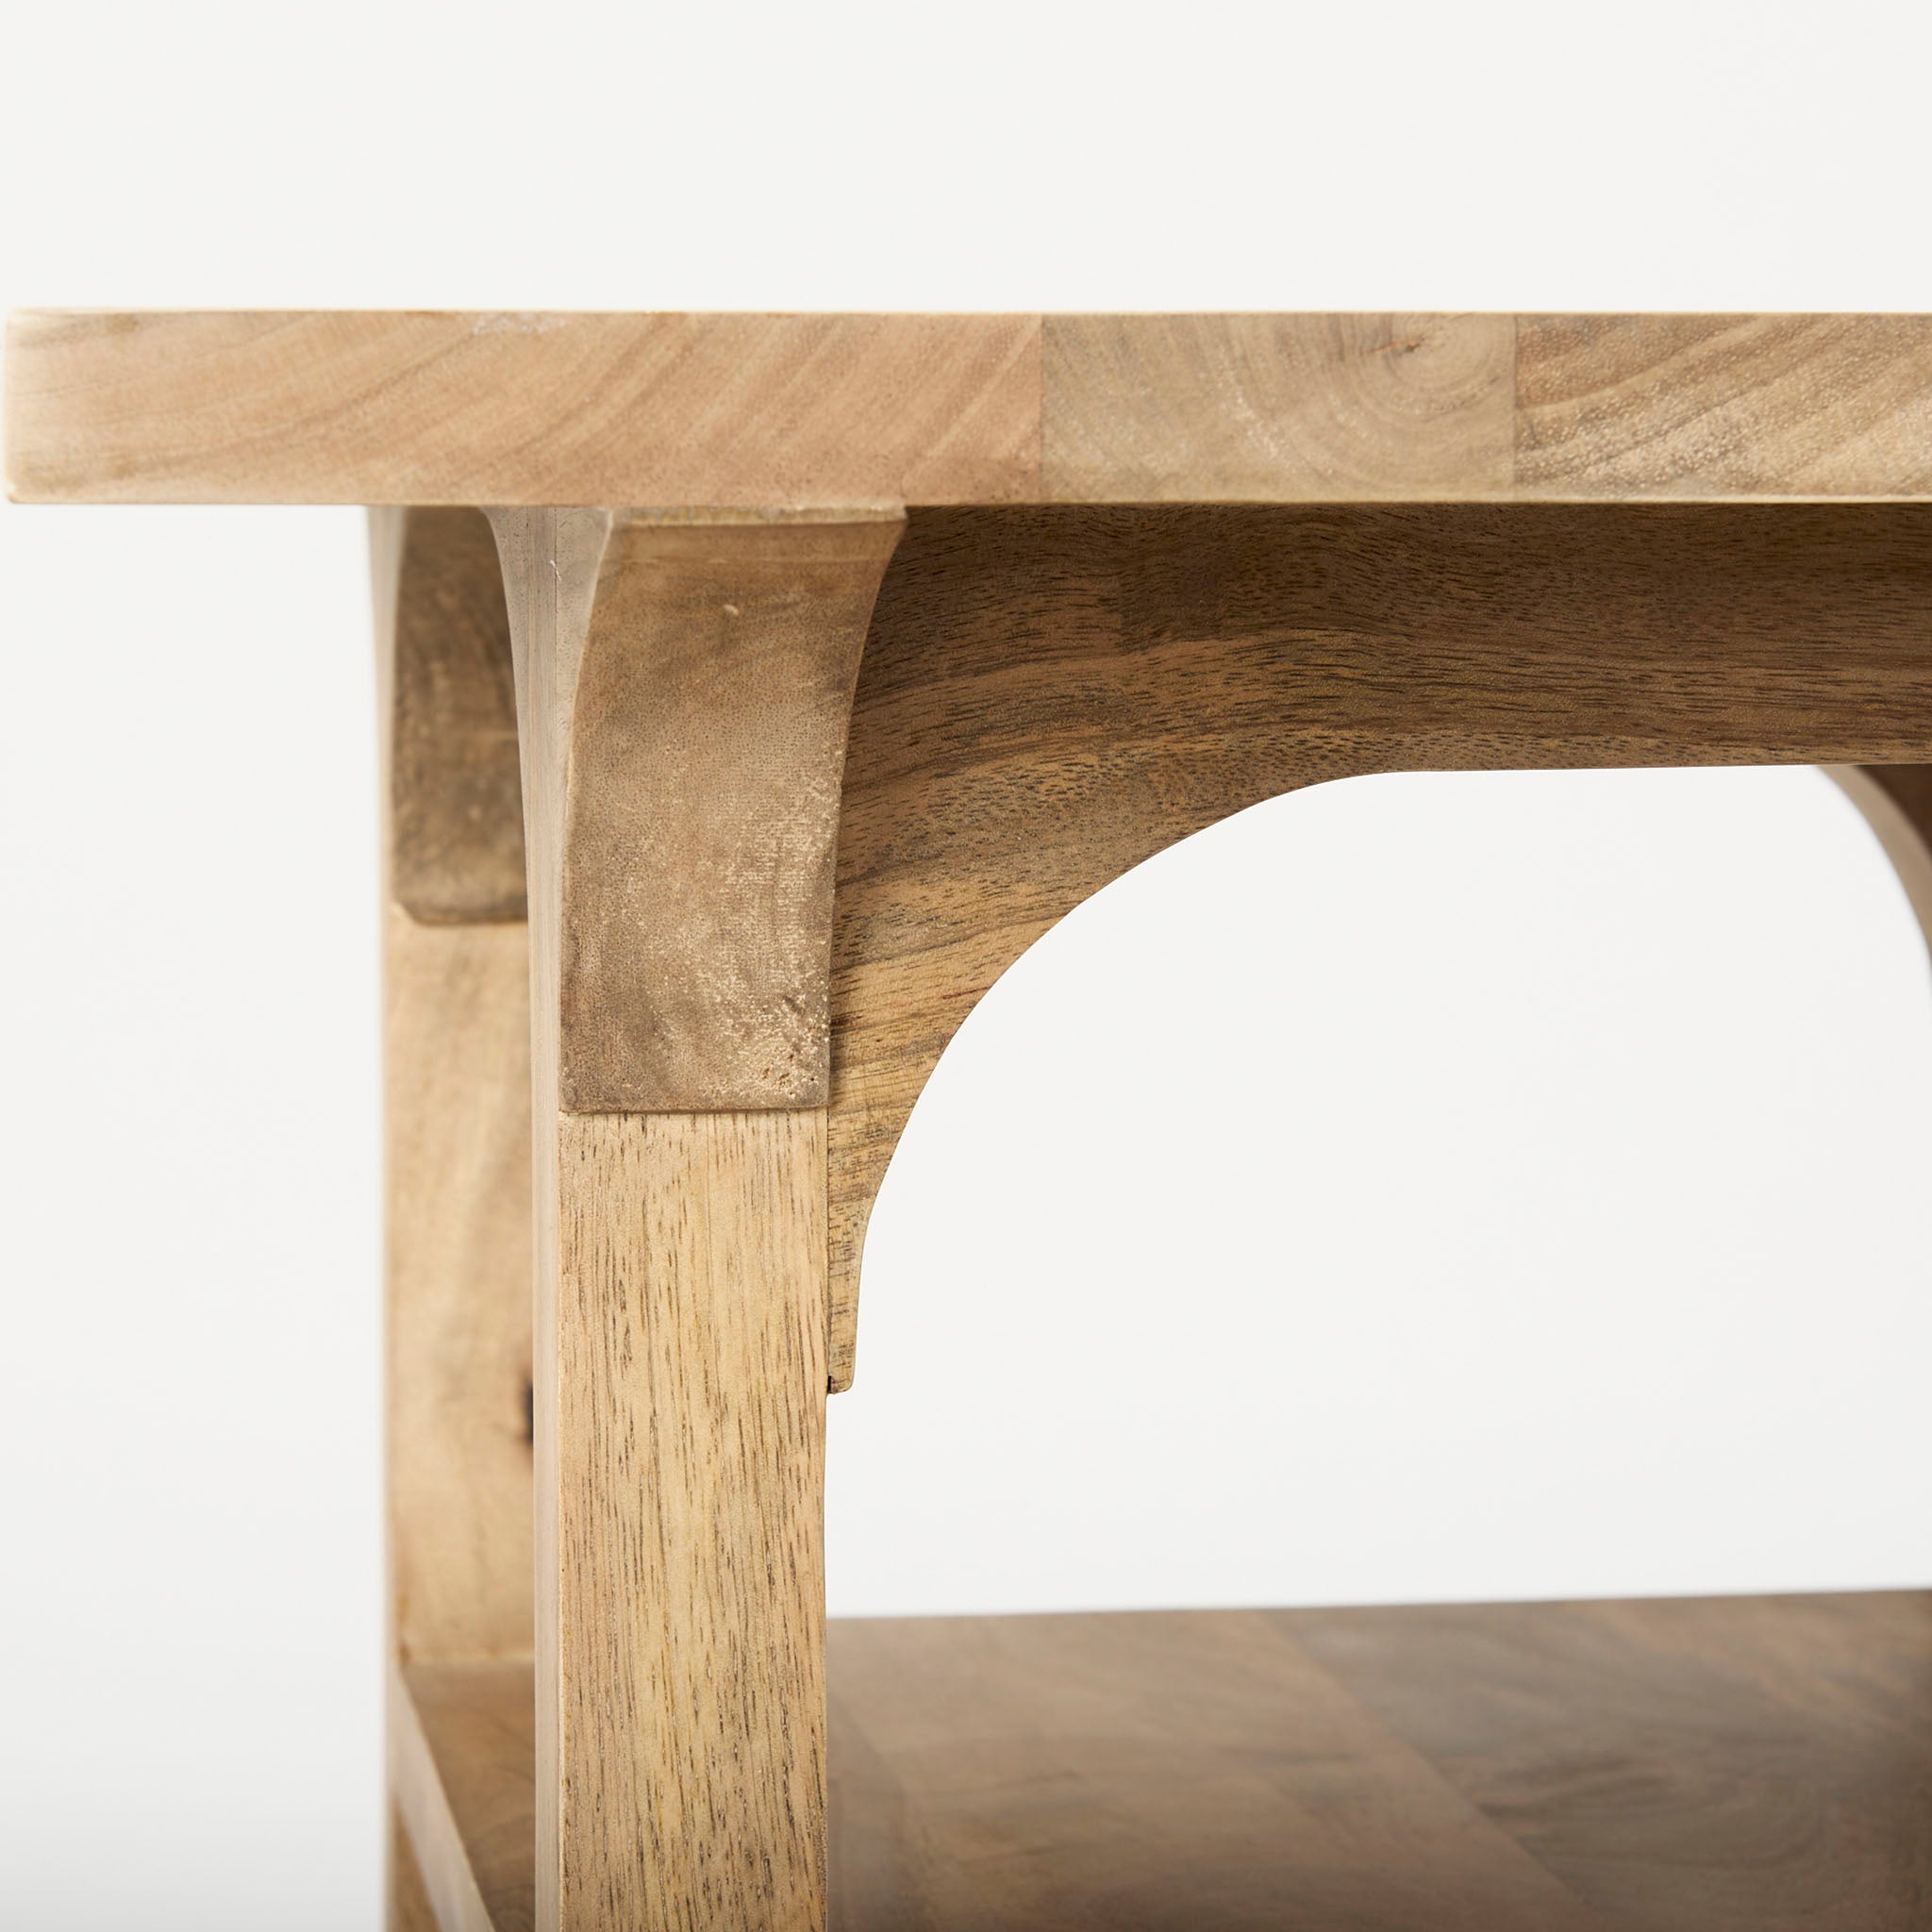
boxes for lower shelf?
[394,1591,1932,1930]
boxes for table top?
[8,309,1932,508]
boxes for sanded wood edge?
[1825,765,1932,966]
[391,1665,501,1932]
[1041,312,1517,501]
[1515,314,1932,498]
[3,310,1042,507]
[16,310,1932,505]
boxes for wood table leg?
[491,508,902,1932]
[375,508,537,1931]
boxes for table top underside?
[9,310,1932,508]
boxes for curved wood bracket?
[826,504,1932,1387]
[491,508,904,1111]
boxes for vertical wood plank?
[377,507,534,1667]
[493,508,887,1931]
[554,1111,828,1931]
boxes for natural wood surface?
[14,311,1932,506]
[384,912,534,1658]
[824,501,1932,1383]
[495,511,838,1931]
[391,1806,440,1932]
[391,1592,1932,1932]
[1516,314,1932,498]
[391,1662,503,1932]
[1292,1593,1932,1928]
[1042,311,1516,501]
[399,1662,537,1932]
[490,509,901,1111]
[3,311,1041,507]
[389,507,525,923]
[375,508,532,1664]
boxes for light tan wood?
[385,913,534,1658]
[545,1113,828,1932]
[391,1663,502,1932]
[3,310,1041,507]
[824,502,1932,1384]
[491,509,901,1111]
[1516,314,1932,497]
[389,1593,1932,1931]
[389,507,526,923]
[16,311,1932,508]
[493,508,843,1931]
[375,508,532,1663]
[391,1805,440,1932]
[1042,311,1516,501]
[401,1662,537,1932]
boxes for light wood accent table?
[10,310,1932,1930]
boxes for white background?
[6,5,1932,1925]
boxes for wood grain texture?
[824,503,1932,1386]
[385,913,534,1660]
[403,1662,538,1932]
[390,507,526,922]
[491,508,901,1111]
[1293,1592,1932,1929]
[391,1663,503,1932]
[495,512,836,1930]
[3,310,1041,506]
[1043,312,1515,501]
[388,1593,1932,1931]
[375,508,533,1664]
[18,310,1932,507]
[549,1112,828,1932]
[829,1609,1602,1932]
[1516,314,1932,497]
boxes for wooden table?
[11,310,1932,1931]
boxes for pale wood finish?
[4,311,1041,507]
[1516,314,1932,498]
[20,314,1932,1929]
[493,508,844,1931]
[385,913,534,1659]
[824,502,1932,1383]
[401,1662,537,1932]
[390,1593,1932,1931]
[16,311,1932,507]
[391,1806,440,1932]
[391,1663,502,1932]
[390,507,526,923]
[376,508,532,1664]
[1042,311,1516,500]
[545,1113,828,1932]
